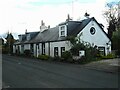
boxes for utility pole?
[72,1,74,20]
[71,0,78,20]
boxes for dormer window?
[18,35,22,42]
[59,25,67,37]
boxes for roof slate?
[14,17,110,45]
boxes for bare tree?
[103,1,119,39]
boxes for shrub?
[38,55,50,60]
[53,56,61,61]
[77,56,87,64]
[101,53,115,59]
[24,49,31,56]
[70,43,86,56]
[61,51,73,62]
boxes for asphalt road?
[2,54,118,88]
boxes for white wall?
[45,43,49,55]
[50,41,71,57]
[13,45,16,53]
[39,43,42,55]
[77,20,111,55]
[24,44,30,50]
[19,45,21,53]
[34,41,71,57]
[33,44,36,56]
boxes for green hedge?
[101,53,115,59]
[38,55,50,60]
[61,51,73,63]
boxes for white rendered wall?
[50,41,71,57]
[45,43,49,55]
[33,44,36,56]
[77,20,111,55]
[24,44,30,50]
[13,45,16,53]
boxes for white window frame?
[59,25,67,37]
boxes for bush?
[101,53,115,59]
[38,55,50,60]
[77,56,87,64]
[24,49,31,56]
[61,51,73,62]
[53,56,61,61]
[70,43,86,56]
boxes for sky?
[0,0,119,39]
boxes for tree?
[103,1,119,39]
[112,28,120,56]
[4,32,15,54]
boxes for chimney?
[41,20,44,26]
[25,29,27,34]
[40,20,47,32]
[66,14,72,21]
[84,12,90,18]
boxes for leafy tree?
[67,34,98,58]
[4,32,15,54]
[112,28,120,56]
[103,1,119,40]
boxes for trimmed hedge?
[38,55,50,60]
[24,49,31,56]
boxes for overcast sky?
[0,0,118,38]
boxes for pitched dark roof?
[67,18,91,36]
[30,26,66,43]
[6,33,14,40]
[30,18,93,43]
[14,31,39,44]
[14,17,110,44]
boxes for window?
[90,27,96,35]
[98,47,105,56]
[54,47,58,57]
[61,31,65,36]
[42,43,45,55]
[31,44,34,54]
[60,26,65,30]
[61,47,65,56]
[59,25,67,37]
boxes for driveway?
[83,58,119,73]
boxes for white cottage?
[13,17,111,57]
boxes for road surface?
[2,54,118,88]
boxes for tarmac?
[0,54,2,90]
[83,58,120,73]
